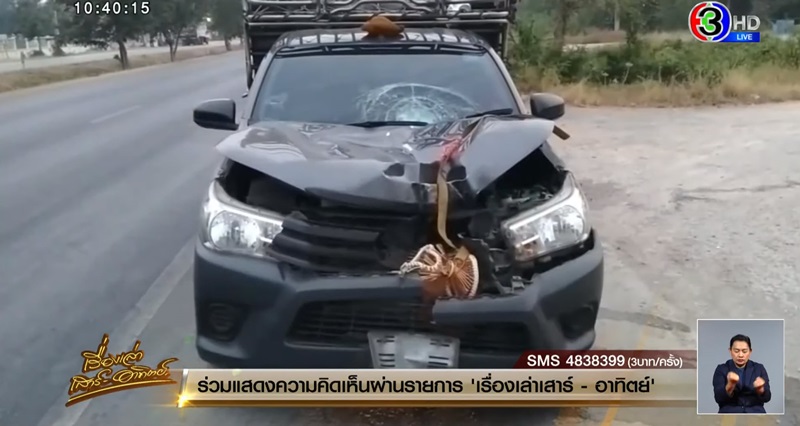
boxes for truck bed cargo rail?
[245,0,515,22]
[243,0,517,86]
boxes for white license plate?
[367,331,460,368]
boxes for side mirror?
[529,93,565,121]
[193,99,237,131]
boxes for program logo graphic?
[66,334,179,407]
[688,1,732,42]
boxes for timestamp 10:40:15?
[74,1,151,15]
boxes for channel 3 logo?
[688,1,761,43]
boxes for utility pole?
[53,9,59,37]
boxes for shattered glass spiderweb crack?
[357,83,478,123]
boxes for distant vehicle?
[179,21,211,45]
[179,34,209,46]
[190,0,604,370]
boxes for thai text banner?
[177,369,697,407]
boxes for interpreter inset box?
[696,318,784,415]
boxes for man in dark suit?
[712,334,771,413]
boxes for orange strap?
[435,171,456,249]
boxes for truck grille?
[286,299,529,355]
[265,210,426,273]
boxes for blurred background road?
[0,52,797,426]
[0,41,228,73]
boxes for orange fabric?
[362,16,404,38]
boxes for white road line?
[89,105,141,124]
[37,238,196,426]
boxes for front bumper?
[194,235,604,369]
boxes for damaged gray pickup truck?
[191,0,603,369]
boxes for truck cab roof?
[241,0,517,86]
[271,27,493,53]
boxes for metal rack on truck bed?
[242,0,518,87]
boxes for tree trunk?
[169,28,183,61]
[169,41,178,61]
[553,2,569,49]
[36,37,42,52]
[224,37,231,51]
[53,38,65,56]
[613,0,620,31]
[117,40,129,69]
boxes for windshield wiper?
[346,120,428,128]
[464,108,515,119]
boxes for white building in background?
[197,20,211,39]
[772,19,796,40]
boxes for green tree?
[54,0,152,68]
[655,0,699,30]
[769,0,800,20]
[0,0,16,35]
[151,0,210,61]
[48,2,74,55]
[550,0,582,48]
[15,0,53,51]
[727,0,754,16]
[209,0,241,50]
[619,0,648,46]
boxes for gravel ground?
[555,103,800,425]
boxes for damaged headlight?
[200,181,284,256]
[500,173,590,261]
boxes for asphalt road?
[0,53,797,426]
[0,41,229,74]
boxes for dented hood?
[216,116,557,209]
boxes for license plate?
[367,331,460,368]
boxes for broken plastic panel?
[217,132,567,293]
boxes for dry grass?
[514,65,800,107]
[0,44,241,93]
[518,28,800,107]
[564,29,692,45]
